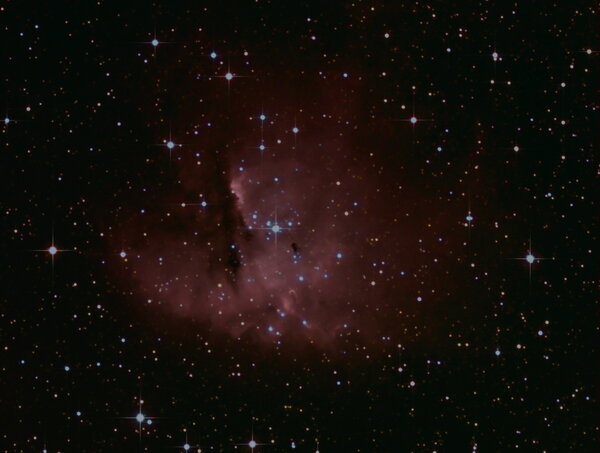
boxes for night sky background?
[1,1,598,452]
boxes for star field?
[1,1,598,452]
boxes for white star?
[236,427,267,451]
[510,238,550,282]
[34,230,73,280]
[525,253,535,264]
